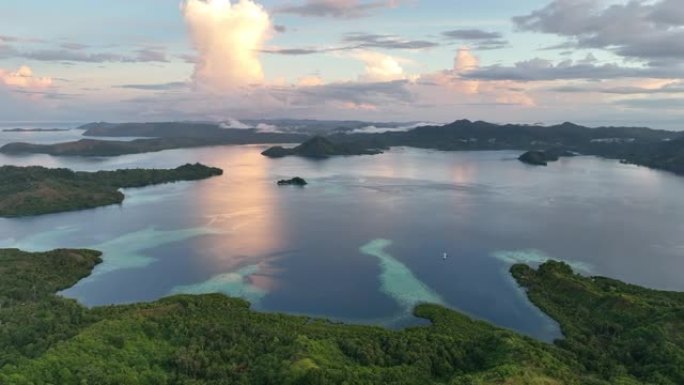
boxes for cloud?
[60,42,89,50]
[614,97,684,110]
[182,0,273,91]
[349,121,431,134]
[0,66,53,89]
[514,0,684,62]
[549,79,684,95]
[343,33,438,50]
[5,47,169,63]
[275,0,400,18]
[442,29,502,41]
[219,117,251,128]
[262,33,436,57]
[453,48,479,73]
[417,49,535,106]
[441,29,507,50]
[117,81,189,91]
[298,75,324,86]
[133,48,169,63]
[270,79,414,110]
[354,51,406,81]
[463,57,684,81]
[261,47,338,55]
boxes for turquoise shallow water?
[3,135,684,341]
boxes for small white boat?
[443,252,448,260]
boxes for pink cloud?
[0,66,52,89]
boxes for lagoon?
[2,136,684,342]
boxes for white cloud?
[354,51,406,82]
[219,117,250,128]
[453,47,479,74]
[349,122,432,134]
[181,0,272,91]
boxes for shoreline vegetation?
[0,163,222,217]
[277,177,308,186]
[262,136,384,158]
[1,248,683,384]
[1,119,682,175]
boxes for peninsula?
[0,163,222,217]
[1,248,683,384]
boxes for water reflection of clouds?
[192,147,287,263]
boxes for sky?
[1,0,683,129]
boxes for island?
[1,248,683,384]
[0,136,304,157]
[519,150,568,166]
[518,150,553,166]
[0,163,222,217]
[277,177,308,186]
[262,136,384,158]
[3,118,684,176]
[2,128,70,132]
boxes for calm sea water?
[2,131,684,341]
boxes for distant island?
[0,136,305,157]
[1,138,218,156]
[262,136,384,158]
[2,248,683,384]
[2,119,683,176]
[2,128,70,132]
[0,163,222,217]
[277,177,307,186]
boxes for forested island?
[517,150,576,166]
[2,119,683,175]
[262,136,384,158]
[1,248,682,384]
[2,128,70,132]
[0,163,222,217]
[277,177,308,186]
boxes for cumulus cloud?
[0,66,52,89]
[354,51,406,82]
[275,0,400,18]
[417,49,535,106]
[453,48,479,73]
[182,0,273,91]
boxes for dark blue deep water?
[3,132,684,341]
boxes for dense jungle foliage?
[1,248,683,384]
